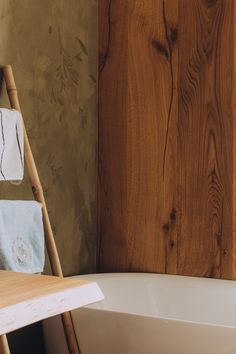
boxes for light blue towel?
[0,200,45,273]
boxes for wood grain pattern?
[98,0,178,273]
[98,0,130,270]
[98,0,235,279]
[178,0,233,278]
[0,271,103,336]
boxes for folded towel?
[0,200,45,273]
[0,108,24,181]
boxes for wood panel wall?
[98,0,236,279]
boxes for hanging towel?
[0,108,24,181]
[0,200,45,273]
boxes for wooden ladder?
[0,65,81,354]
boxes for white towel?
[0,200,45,273]
[0,108,24,181]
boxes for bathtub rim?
[70,272,236,329]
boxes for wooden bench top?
[0,270,104,335]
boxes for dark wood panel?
[98,0,235,279]
[125,0,178,272]
[98,0,179,273]
[159,0,179,275]
[178,0,233,278]
[98,0,130,270]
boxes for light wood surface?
[2,65,81,354]
[98,0,235,279]
[0,336,10,354]
[0,271,103,336]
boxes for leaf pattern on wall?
[0,0,98,277]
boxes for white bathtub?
[43,273,236,354]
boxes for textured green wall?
[0,0,97,276]
[0,1,97,353]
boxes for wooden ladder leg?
[2,65,81,354]
[0,335,10,354]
